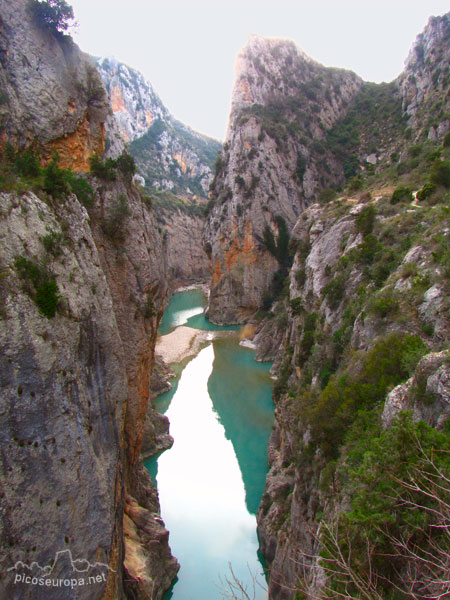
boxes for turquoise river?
[145,289,274,600]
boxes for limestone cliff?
[203,36,362,323]
[97,57,214,286]
[256,190,450,598]
[0,2,178,598]
[97,57,221,198]
[398,12,450,141]
[0,0,109,170]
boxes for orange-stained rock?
[240,78,253,102]
[173,152,188,174]
[45,113,105,172]
[145,111,153,126]
[110,84,127,113]
[212,258,222,287]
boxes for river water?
[145,289,274,600]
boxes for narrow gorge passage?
[145,290,274,599]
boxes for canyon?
[0,2,449,599]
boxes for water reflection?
[152,345,267,599]
[207,338,274,515]
[147,289,273,600]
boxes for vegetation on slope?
[130,117,221,198]
[262,131,450,597]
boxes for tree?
[29,0,75,36]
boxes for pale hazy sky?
[69,0,449,141]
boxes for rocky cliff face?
[97,57,214,286]
[97,57,221,198]
[256,189,450,598]
[203,36,362,323]
[0,2,178,598]
[0,0,109,170]
[398,12,450,141]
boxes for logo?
[8,549,114,590]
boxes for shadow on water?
[207,337,274,515]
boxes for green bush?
[14,147,41,178]
[416,182,436,201]
[42,230,63,256]
[322,413,450,598]
[43,156,70,197]
[298,312,317,366]
[322,274,346,309]
[318,188,337,204]
[357,233,378,264]
[368,291,399,318]
[294,268,306,287]
[355,204,376,236]
[305,333,426,458]
[115,151,137,183]
[430,159,450,188]
[102,194,130,241]
[443,131,450,148]
[14,256,60,318]
[390,185,413,204]
[294,154,306,181]
[89,154,117,181]
[29,0,75,36]
[290,297,304,316]
[65,172,94,206]
[35,279,59,318]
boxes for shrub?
[14,256,60,318]
[390,185,413,204]
[295,268,306,287]
[43,155,70,197]
[443,131,450,148]
[369,291,399,318]
[290,297,304,316]
[29,0,75,36]
[416,182,436,201]
[14,147,41,178]
[102,194,130,241]
[348,176,363,192]
[65,173,94,206]
[35,279,59,318]
[234,175,245,188]
[358,233,378,264]
[305,333,426,458]
[355,204,376,236]
[42,230,63,256]
[89,154,117,181]
[430,159,450,188]
[115,151,136,183]
[322,413,450,598]
[294,154,306,181]
[322,274,346,309]
[318,188,337,204]
[298,312,317,366]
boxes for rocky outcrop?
[0,3,178,598]
[256,188,449,597]
[382,351,450,429]
[96,57,167,144]
[97,57,221,198]
[203,36,362,323]
[398,12,450,140]
[0,179,179,600]
[0,0,109,169]
[162,205,210,286]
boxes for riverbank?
[156,326,213,364]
